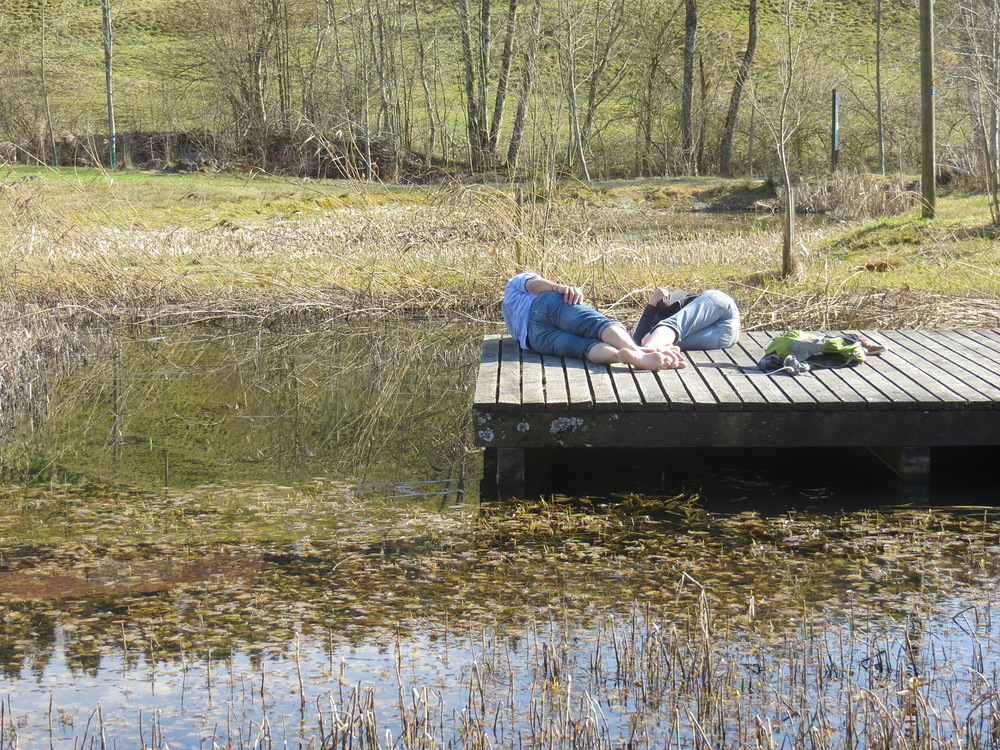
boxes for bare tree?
[752,0,811,278]
[195,0,286,162]
[919,0,935,218]
[629,0,681,176]
[412,0,438,166]
[457,0,519,172]
[582,1,628,145]
[41,0,58,166]
[1,0,981,183]
[101,0,117,169]
[956,0,1000,223]
[680,0,697,174]
[559,0,590,179]
[506,0,542,171]
[556,0,629,179]
[720,0,758,177]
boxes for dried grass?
[6,208,982,333]
[789,174,921,219]
[2,174,998,432]
[739,287,1000,331]
[0,319,106,438]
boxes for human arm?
[523,275,584,305]
[632,303,661,345]
[633,287,676,345]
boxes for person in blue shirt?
[502,272,685,370]
[502,272,740,371]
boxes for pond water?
[1,322,999,749]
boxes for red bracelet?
[551,283,559,292]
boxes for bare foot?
[641,337,680,351]
[619,348,686,371]
[643,345,686,369]
[641,329,680,351]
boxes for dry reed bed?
[2,195,998,435]
[3,201,995,329]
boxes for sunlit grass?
[1,169,998,433]
[2,165,425,229]
[808,193,1000,299]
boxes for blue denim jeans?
[653,289,740,350]
[527,291,621,359]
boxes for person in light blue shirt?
[501,272,685,370]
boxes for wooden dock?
[472,329,1000,497]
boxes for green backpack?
[759,329,867,374]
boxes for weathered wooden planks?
[473,330,1000,477]
[475,329,1000,415]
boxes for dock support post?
[868,446,931,504]
[480,448,499,502]
[869,446,930,481]
[497,447,526,500]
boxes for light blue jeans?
[527,291,622,360]
[652,289,740,350]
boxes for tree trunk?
[273,0,290,118]
[40,0,59,166]
[875,0,885,174]
[638,52,661,175]
[477,0,491,148]
[563,14,590,180]
[580,0,627,149]
[507,0,541,170]
[780,158,797,278]
[919,0,936,218]
[412,0,437,167]
[680,0,697,175]
[458,0,486,169]
[720,0,757,177]
[489,0,518,155]
[458,0,517,171]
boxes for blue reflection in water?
[3,323,1000,748]
[4,598,1000,748]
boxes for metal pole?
[831,88,840,173]
[920,0,935,218]
[102,0,117,170]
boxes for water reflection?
[3,494,1000,747]
[12,320,483,494]
[11,600,999,750]
[2,322,1000,748]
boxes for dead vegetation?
[790,173,922,218]
[2,173,998,439]
[2,197,994,331]
[3,486,1000,749]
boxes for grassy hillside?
[2,0,208,134]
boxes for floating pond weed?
[4,490,1000,746]
[1,176,999,745]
